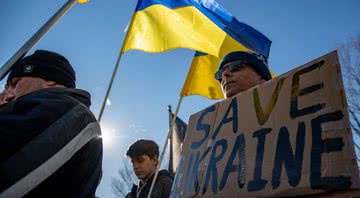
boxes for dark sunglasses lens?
[215,61,245,81]
[229,64,240,72]
[215,70,222,81]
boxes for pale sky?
[1,0,360,197]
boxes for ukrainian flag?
[122,0,223,55]
[179,1,272,99]
[122,0,270,55]
[122,0,271,99]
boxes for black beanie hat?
[218,51,272,81]
[7,50,76,88]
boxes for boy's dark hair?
[126,139,159,159]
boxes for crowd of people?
[0,49,271,197]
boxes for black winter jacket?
[126,170,173,198]
[0,88,102,198]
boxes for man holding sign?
[171,50,360,197]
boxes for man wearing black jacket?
[0,50,102,198]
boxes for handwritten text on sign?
[171,51,359,197]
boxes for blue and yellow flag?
[122,0,272,99]
[179,1,272,99]
[122,0,270,55]
[122,0,228,55]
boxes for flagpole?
[147,96,184,198]
[168,105,174,174]
[97,12,136,122]
[97,48,124,122]
[0,0,78,80]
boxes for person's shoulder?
[18,87,96,124]
[158,169,172,176]
[35,88,90,102]
[125,184,138,198]
[19,88,92,110]
[16,88,73,103]
[153,170,173,198]
[125,193,135,198]
[157,169,174,184]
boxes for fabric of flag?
[121,0,270,57]
[169,114,187,173]
[76,0,89,3]
[180,51,225,99]
[179,1,272,99]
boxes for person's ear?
[153,155,159,166]
[2,90,15,104]
[258,73,266,83]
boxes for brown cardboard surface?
[299,189,360,198]
[171,51,360,198]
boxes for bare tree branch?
[111,160,137,197]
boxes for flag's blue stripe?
[190,0,272,58]
[135,0,191,11]
[136,0,271,58]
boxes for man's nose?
[133,163,139,169]
[221,68,232,81]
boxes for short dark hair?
[126,139,159,159]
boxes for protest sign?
[171,51,360,197]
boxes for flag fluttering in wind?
[121,0,269,57]
[169,114,187,174]
[180,1,272,100]
[121,0,272,99]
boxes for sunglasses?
[215,60,249,81]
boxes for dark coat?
[126,170,173,198]
[0,88,103,198]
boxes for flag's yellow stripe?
[180,34,251,99]
[180,54,223,99]
[121,5,228,56]
[76,0,89,3]
[270,70,276,78]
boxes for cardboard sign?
[171,51,360,197]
